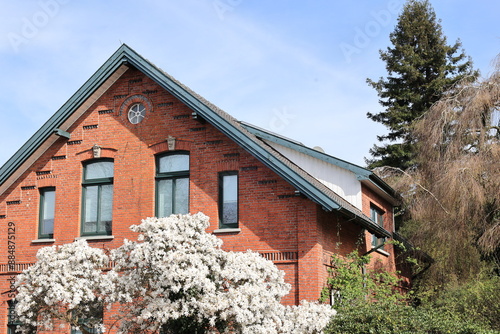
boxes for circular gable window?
[120,94,152,125]
[128,103,146,124]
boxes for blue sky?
[1,0,499,167]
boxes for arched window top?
[156,152,189,175]
[83,159,114,182]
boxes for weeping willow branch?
[374,166,450,215]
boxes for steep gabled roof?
[0,44,391,238]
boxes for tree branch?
[375,166,450,214]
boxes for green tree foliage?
[320,251,406,308]
[323,251,498,333]
[366,0,477,169]
[426,275,500,331]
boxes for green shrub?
[322,251,498,333]
[425,275,500,331]
[320,251,406,308]
[325,302,496,334]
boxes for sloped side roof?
[0,44,391,238]
[239,122,399,206]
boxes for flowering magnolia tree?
[14,240,114,334]
[15,213,335,334]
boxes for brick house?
[0,45,402,332]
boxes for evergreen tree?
[366,0,477,169]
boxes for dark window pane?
[370,206,384,227]
[41,218,54,236]
[85,186,98,225]
[84,221,97,234]
[99,184,113,234]
[40,188,55,237]
[102,221,112,235]
[100,184,113,222]
[370,206,385,249]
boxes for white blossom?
[15,213,335,333]
[15,239,113,333]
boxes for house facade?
[0,45,400,333]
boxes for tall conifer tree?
[366,0,477,169]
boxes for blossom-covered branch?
[15,213,335,333]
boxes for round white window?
[128,103,146,124]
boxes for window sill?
[372,247,390,257]
[75,235,114,241]
[213,228,241,234]
[31,238,55,244]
